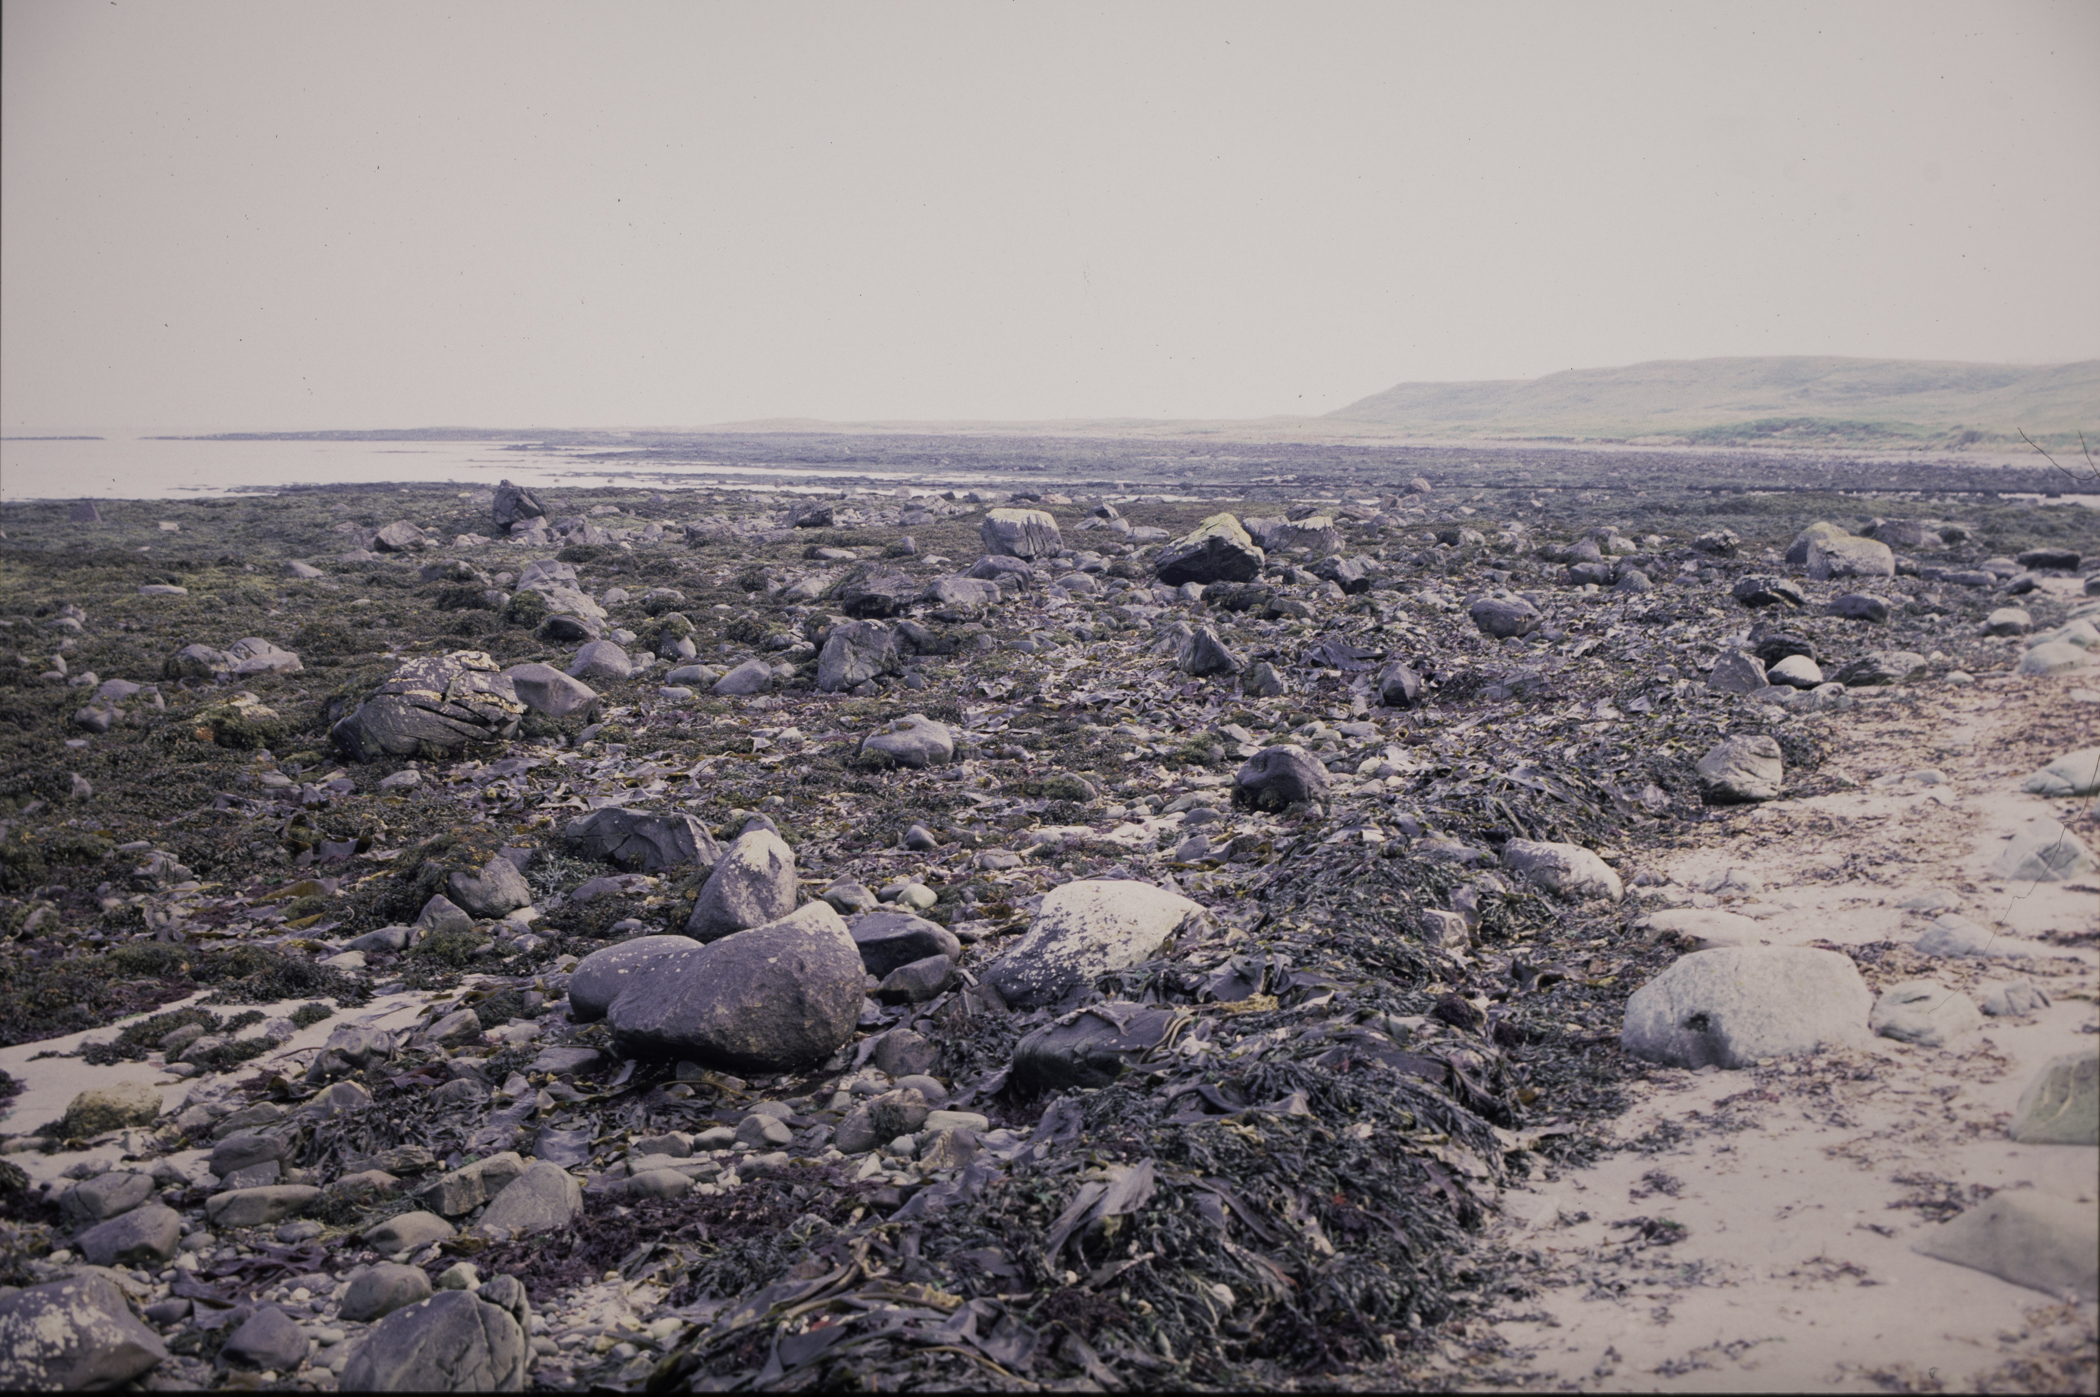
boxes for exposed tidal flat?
[0,458,2095,1391]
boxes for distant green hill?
[1328,356,2099,447]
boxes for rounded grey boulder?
[1696,734,1783,803]
[859,714,955,768]
[339,1289,527,1392]
[341,1263,434,1323]
[985,879,1205,1010]
[0,1272,168,1391]
[477,1161,582,1239]
[1621,946,1871,1069]
[685,829,797,942]
[1232,744,1329,812]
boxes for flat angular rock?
[1916,914,1998,958]
[61,1170,154,1223]
[1806,534,1894,580]
[986,879,1205,1010]
[685,829,797,942]
[362,1211,456,1253]
[206,1185,319,1229]
[2016,546,2080,570]
[1468,594,1540,639]
[0,1273,168,1391]
[832,563,918,617]
[980,507,1064,558]
[712,657,776,695]
[2009,1052,2098,1145]
[1912,1191,2098,1301]
[922,575,1002,613]
[331,651,525,762]
[1989,818,2099,883]
[1732,575,1805,607]
[1376,661,1423,708]
[2022,747,2100,797]
[565,807,721,874]
[1011,1002,1185,1094]
[340,1288,528,1392]
[492,480,547,528]
[859,713,955,768]
[607,902,863,1071]
[1827,592,1889,623]
[477,1161,582,1238]
[503,662,598,718]
[1869,980,1983,1047]
[1177,627,1244,676]
[229,637,303,675]
[446,854,531,917]
[1639,908,1763,950]
[848,910,962,977]
[1833,649,1927,686]
[1697,734,1783,803]
[876,954,957,1004]
[1232,743,1329,812]
[1154,513,1264,586]
[342,1263,434,1323]
[1705,651,1768,694]
[74,1202,181,1267]
[1621,946,1872,1069]
[223,1304,309,1370]
[817,620,902,693]
[1502,840,1622,902]
[371,520,427,552]
[419,1152,526,1217]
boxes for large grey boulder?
[1706,651,1768,694]
[1153,513,1264,586]
[831,563,918,618]
[1785,521,1849,564]
[846,910,961,977]
[492,480,547,529]
[1869,980,1983,1047]
[565,807,721,874]
[1502,840,1623,902]
[1806,534,1894,580]
[371,521,428,553]
[1697,734,1783,803]
[685,829,797,942]
[985,879,1206,1010]
[1232,744,1330,812]
[1912,1191,2098,1301]
[1176,627,1244,677]
[859,714,955,768]
[817,620,902,693]
[980,508,1063,558]
[1468,594,1541,639]
[2021,747,2100,797]
[331,651,526,762]
[1621,946,1872,1069]
[0,1272,168,1390]
[477,1161,582,1239]
[2017,640,2094,677]
[74,1202,182,1267]
[446,854,531,918]
[341,1263,435,1322]
[712,658,775,696]
[1989,818,2099,883]
[567,936,703,1021]
[222,1305,310,1370]
[607,902,864,1071]
[2010,1053,2098,1145]
[60,1170,154,1224]
[503,663,598,719]
[339,1289,528,1392]
[566,640,633,682]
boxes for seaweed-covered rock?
[1011,1002,1184,1094]
[565,807,721,874]
[1154,513,1264,586]
[1232,744,1329,812]
[0,1273,167,1391]
[607,902,864,1070]
[980,508,1063,559]
[985,879,1205,1010]
[1621,946,1872,1069]
[59,1081,161,1136]
[685,829,797,941]
[331,651,525,762]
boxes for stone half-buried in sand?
[1620,945,1872,1069]
[985,879,1208,1010]
[606,901,864,1072]
[1911,1190,2099,1302]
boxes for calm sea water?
[0,436,931,502]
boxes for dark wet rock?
[1621,946,1872,1068]
[1232,744,1329,812]
[859,713,955,768]
[608,902,864,1071]
[980,508,1063,558]
[966,555,1036,590]
[1913,1192,2098,1301]
[492,481,546,528]
[832,563,918,618]
[330,651,525,762]
[1154,513,1264,586]
[1831,649,1926,686]
[1827,592,1890,623]
[477,1161,582,1239]
[0,1273,168,1391]
[1314,555,1373,594]
[1732,575,1806,608]
[1375,662,1423,708]
[1566,561,1614,587]
[1705,651,1767,694]
[567,639,634,682]
[340,1288,528,1392]
[1468,594,1540,639]
[565,807,721,874]
[212,1129,292,1177]
[60,1169,154,1224]
[817,620,902,693]
[502,662,598,718]
[222,1305,310,1370]
[1011,1002,1184,1094]
[372,521,428,552]
[985,879,1205,1010]
[877,954,958,1004]
[1244,660,1286,697]
[1612,569,1653,594]
[1693,528,1739,556]
[362,1211,456,1254]
[75,1202,182,1267]
[1748,622,1815,666]
[685,828,797,941]
[2017,546,2080,571]
[342,1263,434,1323]
[1177,627,1244,677]
[1696,734,1783,803]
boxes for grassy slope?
[1327,356,2100,445]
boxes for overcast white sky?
[3,1,2095,434]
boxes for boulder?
[476,1161,582,1238]
[859,714,955,768]
[564,807,721,874]
[1376,661,1423,708]
[211,1129,291,1177]
[1989,819,2099,883]
[229,638,304,675]
[1153,514,1265,586]
[1502,840,1623,902]
[2021,747,2100,798]
[446,854,531,918]
[1833,650,1927,686]
[330,651,525,762]
[922,575,1002,613]
[0,1273,168,1391]
[1767,654,1823,688]
[1868,980,1983,1047]
[1915,914,1997,958]
[371,520,428,552]
[607,902,864,1071]
[1620,946,1872,1069]
[341,1263,434,1323]
[492,480,547,528]
[847,910,962,977]
[206,1185,319,1229]
[566,640,633,682]
[222,1305,310,1370]
[362,1211,456,1254]
[1912,1191,2098,1302]
[1468,594,1541,639]
[966,555,1036,590]
[1176,627,1244,677]
[60,1081,161,1137]
[877,955,957,1004]
[2009,1053,2098,1145]
[985,879,1205,1010]
[1784,521,1849,565]
[1806,534,1895,580]
[1984,606,2032,636]
[1011,1002,1185,1095]
[1232,744,1330,812]
[61,1170,154,1224]
[980,508,1064,558]
[712,658,776,696]
[1732,576,1806,608]
[2017,641,2093,677]
[831,563,917,618]
[419,1153,526,1217]
[1696,734,1783,803]
[1706,651,1768,694]
[74,1203,182,1267]
[339,1288,528,1392]
[164,643,235,680]
[1826,593,1889,623]
[817,620,902,693]
[684,829,798,942]
[503,663,598,719]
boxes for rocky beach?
[0,461,2094,1392]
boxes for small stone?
[1984,606,2033,636]
[1869,980,1983,1047]
[877,954,957,1004]
[1468,594,1540,639]
[985,879,1205,1010]
[712,658,775,696]
[1767,654,1823,688]
[1827,592,1890,623]
[860,714,956,768]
